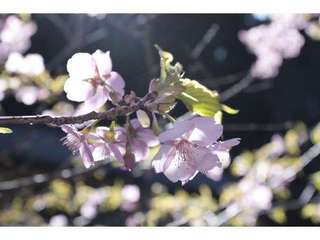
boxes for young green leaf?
[155,45,183,84]
[177,78,221,117]
[0,127,13,134]
[221,104,239,115]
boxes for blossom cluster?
[0,15,37,63]
[0,15,65,105]
[60,49,240,184]
[239,14,308,79]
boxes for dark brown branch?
[0,92,157,127]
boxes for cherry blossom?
[5,52,45,76]
[61,125,95,168]
[152,116,239,184]
[91,126,127,163]
[0,15,37,62]
[64,50,125,113]
[239,14,307,79]
[125,119,159,169]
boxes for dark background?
[1,14,320,225]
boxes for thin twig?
[220,73,255,101]
[224,121,294,132]
[190,23,219,60]
[0,161,109,192]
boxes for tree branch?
[220,73,255,101]
[0,92,157,127]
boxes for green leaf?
[221,104,239,115]
[155,45,183,84]
[0,127,13,134]
[177,78,221,117]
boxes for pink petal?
[187,117,223,146]
[216,138,240,150]
[190,146,221,173]
[109,143,125,162]
[92,143,110,162]
[95,126,109,138]
[137,129,159,147]
[79,142,95,168]
[130,119,141,129]
[130,139,148,162]
[206,167,223,181]
[67,53,96,80]
[163,153,197,183]
[152,144,172,173]
[64,78,93,102]
[92,50,112,78]
[213,150,230,167]
[84,86,109,111]
[159,120,194,142]
[108,72,125,93]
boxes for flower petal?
[109,143,125,162]
[187,117,223,146]
[152,144,172,173]
[95,126,109,138]
[137,129,159,147]
[92,143,110,162]
[92,50,112,78]
[84,86,109,111]
[108,71,125,94]
[130,139,148,162]
[190,146,221,173]
[216,138,241,150]
[79,142,95,168]
[159,120,194,142]
[67,53,96,80]
[163,153,197,183]
[64,78,93,102]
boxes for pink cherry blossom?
[61,125,95,168]
[125,119,159,169]
[91,126,127,163]
[152,116,239,184]
[5,52,45,76]
[64,50,125,113]
[0,15,37,63]
[239,14,307,79]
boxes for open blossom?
[5,52,45,76]
[239,14,307,79]
[0,15,37,63]
[91,126,127,163]
[64,50,125,113]
[61,125,95,168]
[152,116,240,184]
[125,119,159,170]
